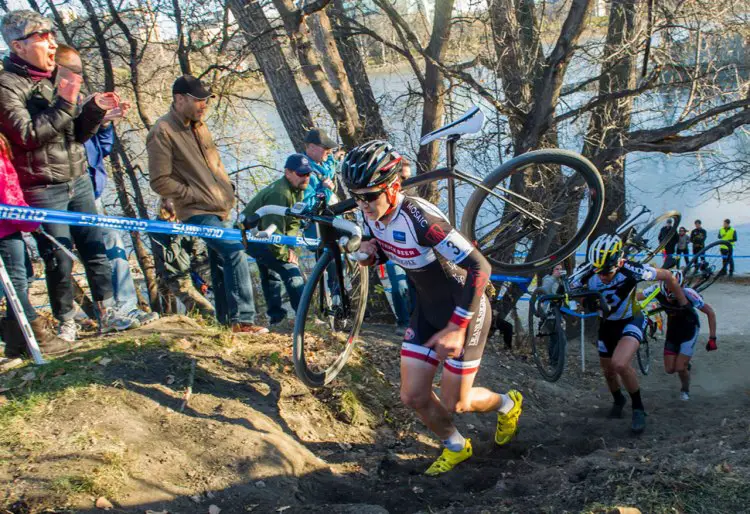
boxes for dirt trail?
[2,283,750,514]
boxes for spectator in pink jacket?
[0,133,77,359]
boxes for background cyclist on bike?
[342,140,523,476]
[571,234,688,433]
[637,270,717,401]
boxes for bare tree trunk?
[172,0,192,75]
[80,0,115,92]
[583,0,638,236]
[306,9,362,139]
[271,0,362,147]
[227,0,313,152]
[109,149,161,313]
[104,0,154,130]
[416,0,455,202]
[329,0,387,140]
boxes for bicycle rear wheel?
[528,290,567,382]
[461,150,604,274]
[683,240,732,292]
[292,249,368,388]
[623,211,681,265]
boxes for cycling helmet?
[587,234,623,273]
[341,140,403,190]
[660,269,684,299]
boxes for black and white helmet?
[587,234,624,273]
[341,140,402,190]
[660,269,684,298]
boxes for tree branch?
[555,66,661,124]
[596,100,750,163]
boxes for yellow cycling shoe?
[424,438,473,476]
[495,390,523,445]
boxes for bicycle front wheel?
[637,332,652,376]
[528,290,567,382]
[683,240,732,292]
[624,211,681,265]
[292,249,369,388]
[461,149,604,274]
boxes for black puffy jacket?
[0,56,105,189]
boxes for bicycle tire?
[624,210,681,265]
[637,331,651,375]
[683,240,732,293]
[528,290,567,382]
[461,149,604,274]
[292,249,369,388]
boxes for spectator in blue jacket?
[302,128,339,212]
[81,99,159,327]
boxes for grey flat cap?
[1,10,53,47]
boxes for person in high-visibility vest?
[718,218,737,276]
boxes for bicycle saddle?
[419,105,485,146]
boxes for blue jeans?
[103,229,141,314]
[186,214,256,325]
[245,244,304,323]
[23,175,114,321]
[96,200,140,314]
[385,261,415,326]
[0,232,37,322]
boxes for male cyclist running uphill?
[342,141,523,476]
[571,234,689,434]
[637,270,717,401]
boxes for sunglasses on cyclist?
[17,30,56,42]
[350,190,385,203]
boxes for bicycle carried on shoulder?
[246,105,608,387]
[616,205,681,265]
[330,105,606,274]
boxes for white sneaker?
[100,308,135,334]
[680,391,690,401]
[127,309,159,326]
[58,319,78,343]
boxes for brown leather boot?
[30,317,81,357]
[1,318,26,358]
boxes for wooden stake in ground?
[180,358,196,412]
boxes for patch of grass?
[0,338,170,428]
[49,449,131,502]
[52,474,99,495]
[580,470,750,514]
[336,389,373,426]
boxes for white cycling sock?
[442,429,466,452]
[498,393,515,414]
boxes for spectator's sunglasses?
[350,189,385,203]
[17,30,56,42]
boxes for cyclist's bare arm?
[698,303,717,339]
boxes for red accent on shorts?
[663,349,678,356]
[401,348,439,366]
[444,362,479,375]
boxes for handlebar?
[243,205,362,252]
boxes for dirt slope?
[2,283,750,514]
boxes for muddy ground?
[1,282,750,514]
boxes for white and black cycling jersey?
[571,261,657,320]
[363,194,490,329]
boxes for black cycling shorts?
[597,314,646,358]
[400,295,491,375]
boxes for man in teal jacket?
[243,154,311,324]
